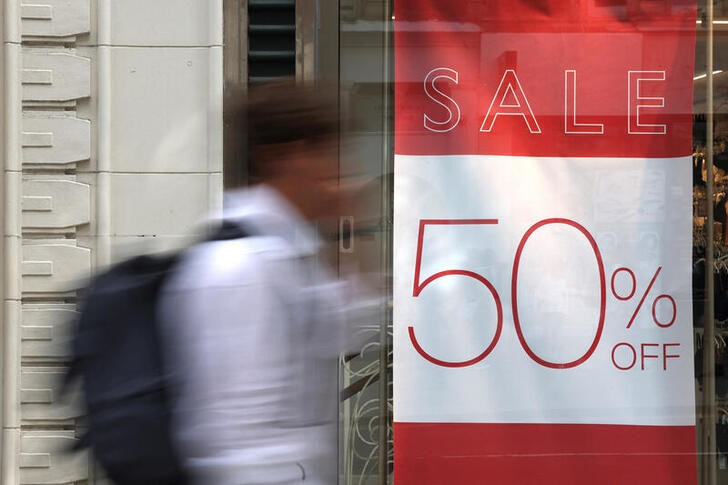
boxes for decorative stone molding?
[4,0,223,483]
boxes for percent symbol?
[610,266,676,329]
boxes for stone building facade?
[1,1,223,482]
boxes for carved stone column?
[2,1,223,483]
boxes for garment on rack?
[695,153,706,187]
[694,249,706,325]
[716,194,728,226]
[717,422,728,453]
[715,151,728,173]
[716,270,728,322]
[692,248,728,325]
[695,340,728,398]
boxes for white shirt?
[160,185,347,484]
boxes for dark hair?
[225,79,339,184]
[247,79,338,145]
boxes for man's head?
[230,80,340,220]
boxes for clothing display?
[693,149,728,466]
[695,151,706,187]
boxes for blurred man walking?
[161,81,348,485]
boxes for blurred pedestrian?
[160,80,350,485]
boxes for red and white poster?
[393,1,697,484]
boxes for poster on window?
[393,1,697,483]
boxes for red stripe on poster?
[394,422,697,485]
[394,0,696,158]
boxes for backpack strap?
[208,220,249,241]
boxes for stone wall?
[2,1,223,482]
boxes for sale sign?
[393,2,697,484]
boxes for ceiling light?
[694,70,723,81]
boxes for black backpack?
[66,222,247,485]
